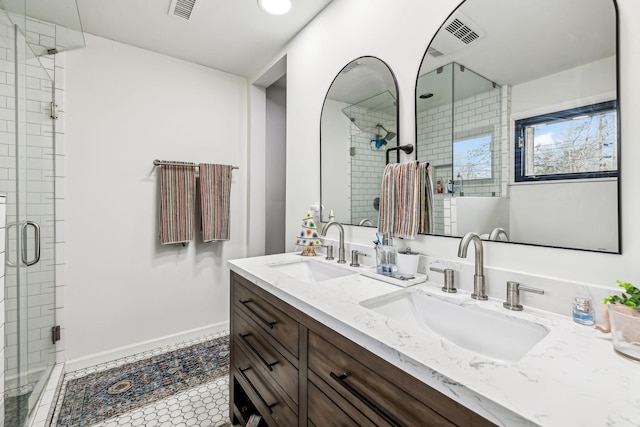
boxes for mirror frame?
[320,55,402,226]
[413,0,621,253]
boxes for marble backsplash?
[318,239,617,326]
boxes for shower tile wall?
[0,12,16,406]
[417,102,451,235]
[417,87,503,234]
[347,105,395,225]
[0,16,65,399]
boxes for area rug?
[56,335,229,427]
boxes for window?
[453,134,493,180]
[514,101,617,182]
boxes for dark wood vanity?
[230,271,495,426]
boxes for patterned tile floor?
[50,332,233,427]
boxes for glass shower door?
[3,14,57,427]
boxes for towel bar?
[153,159,239,170]
[385,145,414,165]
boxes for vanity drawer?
[308,331,455,427]
[234,344,297,427]
[308,377,376,427]
[234,309,299,407]
[234,280,299,357]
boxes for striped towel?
[378,161,420,239]
[417,162,435,234]
[159,161,196,245]
[199,163,233,242]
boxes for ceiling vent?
[341,61,361,74]
[169,0,197,20]
[427,47,444,58]
[445,18,480,44]
[429,11,485,56]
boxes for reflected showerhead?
[377,124,396,141]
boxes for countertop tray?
[359,266,426,287]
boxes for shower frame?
[0,9,59,427]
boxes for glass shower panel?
[21,41,56,421]
[452,64,502,197]
[416,63,454,234]
[345,91,398,226]
[1,7,57,426]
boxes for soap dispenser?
[572,297,595,325]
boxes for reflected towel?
[378,161,420,239]
[159,161,196,245]
[199,163,233,242]
[418,163,435,234]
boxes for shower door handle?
[21,220,41,266]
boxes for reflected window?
[515,101,618,181]
[453,134,493,180]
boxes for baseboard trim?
[65,321,229,373]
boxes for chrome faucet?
[457,232,487,300]
[358,218,374,226]
[489,227,509,241]
[321,221,346,264]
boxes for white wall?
[452,196,509,237]
[64,34,247,366]
[255,0,640,291]
[510,180,618,251]
[265,83,286,254]
[511,56,616,119]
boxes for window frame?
[514,100,618,182]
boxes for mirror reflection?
[321,56,399,226]
[415,0,618,252]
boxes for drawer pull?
[239,299,278,329]
[330,372,402,427]
[238,366,277,414]
[239,333,279,371]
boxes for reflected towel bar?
[153,159,239,170]
[385,144,414,165]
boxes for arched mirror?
[321,56,399,226]
[415,0,619,253]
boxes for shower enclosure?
[0,1,83,425]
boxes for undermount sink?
[269,259,357,283]
[361,289,549,362]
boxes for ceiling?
[419,0,615,84]
[416,0,616,112]
[70,0,333,78]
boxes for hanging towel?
[378,161,420,239]
[199,163,233,242]
[159,161,196,245]
[417,162,435,234]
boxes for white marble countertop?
[228,252,640,427]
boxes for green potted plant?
[596,281,640,345]
[603,280,640,310]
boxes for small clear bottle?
[572,297,595,325]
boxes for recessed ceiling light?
[258,0,292,15]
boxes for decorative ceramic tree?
[296,211,322,256]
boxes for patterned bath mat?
[56,335,229,427]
